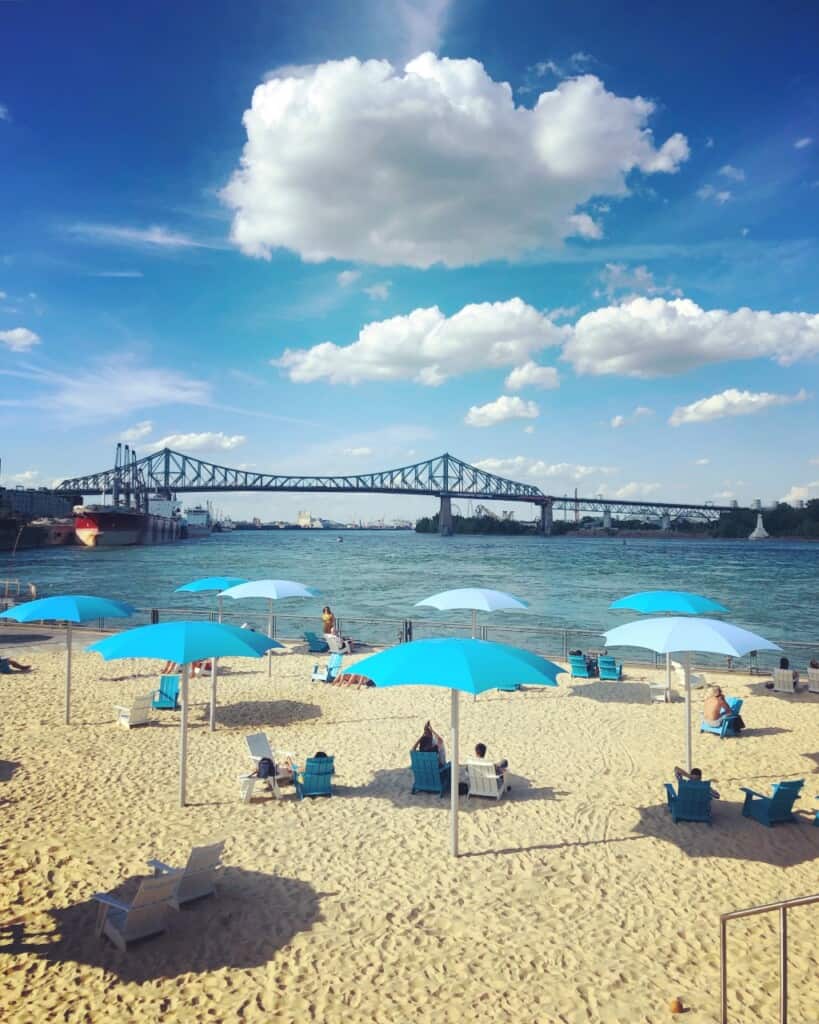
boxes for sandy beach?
[1,640,818,1023]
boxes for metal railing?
[720,892,819,1023]
[0,578,37,601]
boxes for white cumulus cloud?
[781,482,819,504]
[337,270,361,287]
[563,297,819,377]
[718,164,745,181]
[669,388,808,426]
[610,406,653,429]
[504,361,560,390]
[465,396,539,428]
[612,481,662,498]
[474,457,616,483]
[9,469,39,484]
[597,263,680,301]
[276,298,566,385]
[119,420,153,442]
[151,432,246,452]
[222,55,688,268]
[363,281,392,301]
[696,184,732,203]
[0,327,40,352]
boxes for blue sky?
[1,0,818,521]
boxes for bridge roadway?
[56,446,744,536]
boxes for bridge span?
[56,446,744,536]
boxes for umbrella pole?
[268,600,274,678]
[179,663,189,807]
[665,651,671,698]
[684,652,692,774]
[217,595,223,624]
[471,609,477,639]
[209,659,217,732]
[450,688,459,857]
[65,621,72,725]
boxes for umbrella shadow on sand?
[632,802,819,868]
[0,869,327,982]
[354,766,568,810]
[568,680,663,704]
[203,700,322,729]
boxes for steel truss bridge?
[57,447,744,535]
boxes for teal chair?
[814,797,818,827]
[664,779,713,823]
[152,674,180,710]
[304,631,329,653]
[700,697,743,738]
[741,780,804,827]
[294,756,334,799]
[598,655,622,680]
[569,654,590,679]
[410,750,451,796]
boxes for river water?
[4,532,818,661]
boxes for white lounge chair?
[147,840,225,910]
[464,759,506,801]
[772,668,797,694]
[113,694,153,728]
[241,733,296,801]
[671,661,707,690]
[93,872,179,951]
[808,667,819,694]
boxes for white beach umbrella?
[603,617,780,772]
[220,579,319,675]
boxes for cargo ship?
[73,495,183,547]
[184,503,213,538]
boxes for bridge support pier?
[536,501,553,536]
[603,509,612,530]
[661,513,671,531]
[439,495,453,536]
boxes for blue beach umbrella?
[353,638,564,856]
[87,621,282,806]
[610,590,729,695]
[415,587,528,638]
[221,579,320,676]
[603,617,780,772]
[175,576,248,730]
[0,595,135,725]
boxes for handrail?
[720,892,819,1023]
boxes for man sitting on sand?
[0,656,31,673]
[674,765,720,799]
[475,742,511,791]
[413,721,446,767]
[703,685,743,730]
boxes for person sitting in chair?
[474,742,511,791]
[779,656,799,686]
[703,685,744,731]
[327,630,353,655]
[413,721,446,767]
[674,765,720,799]
[0,655,32,673]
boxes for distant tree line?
[715,500,819,539]
[415,513,534,535]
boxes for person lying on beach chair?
[412,721,446,767]
[703,685,744,732]
[330,672,374,688]
[474,742,511,791]
[674,765,720,799]
[0,656,32,673]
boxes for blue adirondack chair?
[152,674,180,710]
[569,654,590,679]
[304,631,330,653]
[700,697,743,737]
[664,779,713,823]
[741,780,804,827]
[294,756,334,799]
[410,750,451,796]
[815,796,818,827]
[598,655,622,681]
[311,652,343,682]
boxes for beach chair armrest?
[146,858,177,876]
[112,705,130,714]
[739,787,764,800]
[664,782,676,806]
[92,893,130,912]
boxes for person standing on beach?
[321,606,335,634]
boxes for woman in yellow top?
[321,606,335,634]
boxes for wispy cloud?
[67,223,223,250]
[363,281,391,301]
[794,137,813,149]
[718,164,745,181]
[696,184,732,204]
[119,420,153,442]
[90,270,144,278]
[0,104,9,122]
[670,387,808,426]
[149,431,246,452]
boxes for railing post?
[151,608,159,625]
[780,905,787,1024]
[720,917,728,1024]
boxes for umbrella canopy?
[603,617,780,772]
[0,594,135,725]
[416,587,528,639]
[610,591,728,615]
[353,639,563,857]
[175,576,247,594]
[220,579,319,601]
[87,621,282,807]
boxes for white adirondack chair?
[240,733,296,801]
[773,668,797,693]
[808,667,819,694]
[93,872,179,951]
[671,661,707,690]
[464,759,506,801]
[113,694,153,728]
[147,840,225,910]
